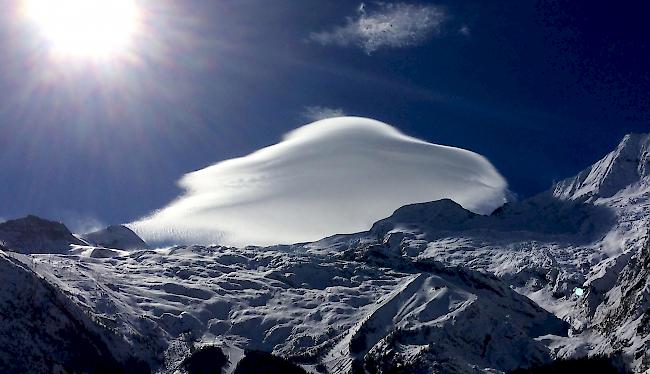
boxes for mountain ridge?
[553,133,650,202]
[0,132,649,373]
[0,215,87,254]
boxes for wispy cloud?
[310,2,447,54]
[459,25,471,36]
[302,106,346,122]
[59,211,106,234]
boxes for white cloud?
[310,3,447,53]
[459,25,471,36]
[302,106,346,121]
[59,211,106,234]
[130,117,508,247]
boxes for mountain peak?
[369,199,479,237]
[553,133,650,201]
[0,215,85,254]
[83,225,149,251]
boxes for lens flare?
[24,0,140,59]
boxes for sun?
[24,0,140,59]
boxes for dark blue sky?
[1,0,649,229]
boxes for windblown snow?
[131,117,508,246]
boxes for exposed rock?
[0,215,85,254]
[83,225,149,251]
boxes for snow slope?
[2,243,566,374]
[131,117,508,247]
[0,252,148,373]
[550,134,650,371]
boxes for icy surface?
[131,117,507,247]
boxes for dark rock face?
[0,215,85,254]
[508,356,623,374]
[181,346,229,374]
[182,348,303,374]
[83,225,149,251]
[234,350,306,374]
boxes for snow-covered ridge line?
[553,133,650,202]
[368,196,615,242]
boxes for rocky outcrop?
[83,225,149,251]
[0,215,86,254]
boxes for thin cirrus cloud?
[130,117,508,247]
[302,106,346,121]
[310,2,447,53]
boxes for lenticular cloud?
[131,117,508,246]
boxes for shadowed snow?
[130,117,507,246]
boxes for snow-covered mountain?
[549,133,650,371]
[305,132,650,372]
[553,133,650,201]
[0,133,649,373]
